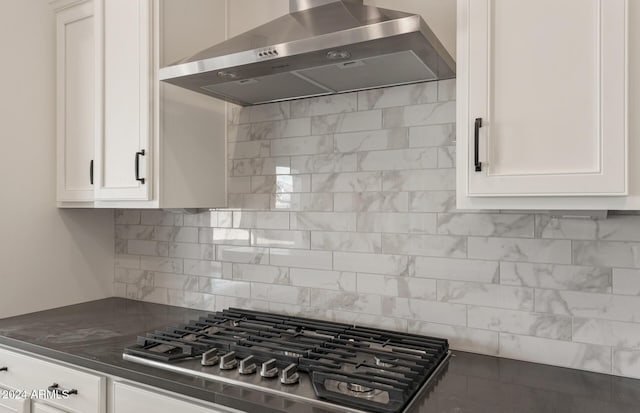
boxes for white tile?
[409,191,456,212]
[409,124,456,148]
[334,192,409,212]
[468,237,571,264]
[382,169,455,191]
[141,210,182,226]
[252,283,310,305]
[289,268,356,292]
[357,274,436,300]
[154,272,198,291]
[233,211,290,230]
[232,263,289,284]
[409,321,500,355]
[437,214,534,238]
[357,148,438,171]
[382,234,466,258]
[613,268,640,295]
[312,172,382,193]
[251,229,310,249]
[334,129,409,153]
[413,257,500,283]
[381,297,466,326]
[233,102,290,124]
[115,254,140,269]
[312,110,382,135]
[216,246,269,265]
[383,101,456,128]
[500,262,611,292]
[271,135,333,156]
[184,259,222,278]
[199,228,251,246]
[438,281,534,311]
[574,318,640,349]
[468,307,572,340]
[437,79,456,102]
[140,257,183,273]
[291,212,357,232]
[228,194,271,210]
[357,213,437,234]
[270,248,333,270]
[573,241,640,268]
[437,146,456,168]
[311,231,381,253]
[334,252,409,275]
[247,118,311,140]
[183,211,218,227]
[358,83,437,110]
[169,243,214,260]
[227,177,251,194]
[310,290,382,314]
[199,278,251,298]
[291,93,357,117]
[271,193,334,212]
[115,225,153,240]
[251,175,311,194]
[613,350,640,379]
[291,153,357,174]
[232,157,291,176]
[499,333,611,374]
[537,215,640,242]
[535,289,640,322]
[128,240,168,257]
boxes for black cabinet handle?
[0,367,7,372]
[47,383,78,396]
[89,160,94,185]
[474,118,483,172]
[135,149,146,184]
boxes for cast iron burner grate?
[124,308,449,413]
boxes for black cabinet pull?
[474,118,483,172]
[0,367,7,372]
[135,149,146,184]
[47,383,78,396]
[89,160,94,185]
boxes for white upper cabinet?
[95,0,152,202]
[457,0,629,209]
[54,0,228,208]
[55,1,96,206]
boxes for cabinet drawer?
[0,348,104,413]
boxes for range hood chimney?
[159,0,455,106]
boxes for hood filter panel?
[298,50,436,92]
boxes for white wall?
[0,0,114,318]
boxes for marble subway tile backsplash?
[115,80,640,379]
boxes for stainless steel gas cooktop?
[123,308,450,413]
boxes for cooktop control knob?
[280,363,299,385]
[220,351,238,370]
[238,355,257,375]
[260,358,278,378]
[201,348,219,367]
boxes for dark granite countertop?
[0,298,638,413]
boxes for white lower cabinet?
[30,403,66,413]
[112,382,231,413]
[0,387,29,413]
[0,348,105,413]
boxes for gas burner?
[124,308,450,413]
[374,356,398,368]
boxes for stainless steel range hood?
[159,0,455,106]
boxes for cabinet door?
[55,1,95,204]
[31,403,65,413]
[113,382,229,413]
[0,387,29,413]
[95,0,152,201]
[460,0,627,197]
